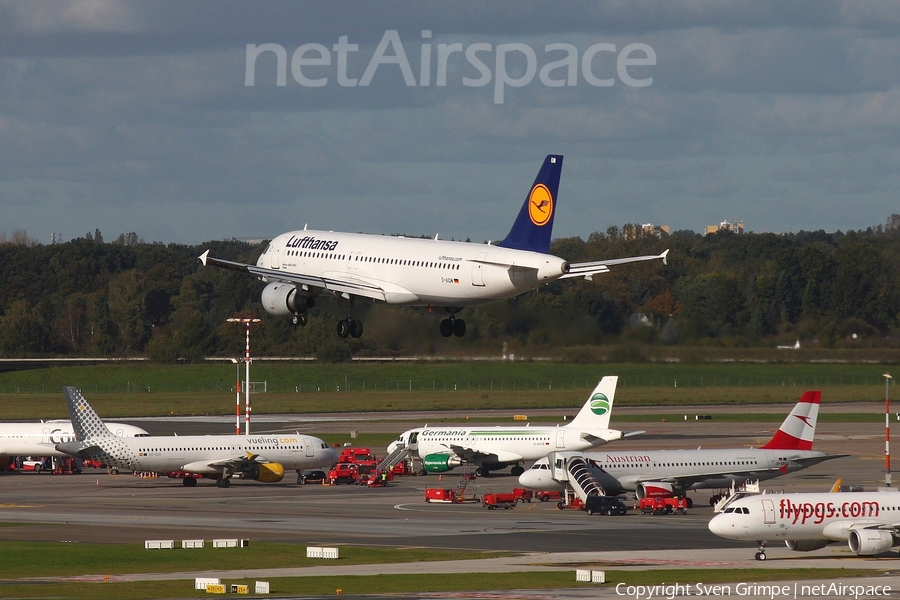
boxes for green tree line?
[2,217,900,360]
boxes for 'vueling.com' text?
[245,30,656,104]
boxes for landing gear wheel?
[292,313,308,326]
[217,478,231,488]
[350,319,363,338]
[439,319,453,337]
[453,319,466,337]
[337,319,351,338]
[474,467,485,477]
[755,552,766,561]
[183,477,197,487]
[510,465,524,477]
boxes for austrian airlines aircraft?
[56,388,338,488]
[199,155,668,338]
[518,391,843,500]
[386,376,640,476]
[709,490,900,561]
[0,420,147,461]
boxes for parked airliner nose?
[707,514,733,538]
[517,468,542,489]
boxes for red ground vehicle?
[482,492,518,509]
[338,447,377,465]
[327,463,359,485]
[638,497,689,515]
[513,488,533,503]
[535,490,564,502]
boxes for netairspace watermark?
[615,582,892,600]
[245,30,656,104]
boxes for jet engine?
[849,529,895,556]
[423,453,463,473]
[261,282,314,317]
[636,482,675,500]
[242,463,286,483]
[785,540,829,552]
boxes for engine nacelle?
[785,539,829,552]
[242,463,285,483]
[423,453,463,473]
[636,481,675,500]
[849,529,895,556]
[261,282,313,317]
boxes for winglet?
[660,249,669,266]
[830,478,842,493]
[199,249,210,266]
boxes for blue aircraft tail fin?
[497,155,563,254]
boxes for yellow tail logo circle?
[528,184,553,226]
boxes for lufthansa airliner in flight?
[200,155,668,338]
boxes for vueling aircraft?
[518,391,843,501]
[55,387,338,488]
[710,489,900,561]
[385,376,639,477]
[0,420,148,462]
[199,155,668,338]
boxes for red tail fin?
[760,391,821,450]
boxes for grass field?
[0,536,881,599]
[0,361,896,419]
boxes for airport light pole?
[227,318,261,436]
[885,373,893,487]
[231,358,242,435]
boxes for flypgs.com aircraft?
[199,155,668,338]
[385,376,641,477]
[0,420,148,461]
[518,391,844,501]
[709,489,900,561]
[55,387,338,488]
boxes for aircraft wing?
[789,454,849,468]
[561,249,669,281]
[447,444,523,465]
[199,251,387,302]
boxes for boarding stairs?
[713,480,761,513]
[376,445,410,473]
[546,452,605,506]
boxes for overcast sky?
[2,1,899,245]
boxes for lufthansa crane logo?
[528,183,553,227]
[589,393,610,416]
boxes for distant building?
[641,223,670,238]
[705,219,744,235]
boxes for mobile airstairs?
[546,452,606,507]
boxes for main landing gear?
[337,318,363,339]
[754,541,767,561]
[440,309,466,337]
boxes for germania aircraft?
[709,489,900,560]
[199,155,668,338]
[385,376,640,477]
[0,420,148,461]
[55,387,338,488]
[518,391,844,501]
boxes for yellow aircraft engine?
[243,463,285,483]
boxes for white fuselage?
[259,230,569,306]
[709,492,895,543]
[519,447,831,493]
[72,433,338,474]
[0,421,148,458]
[392,425,622,466]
